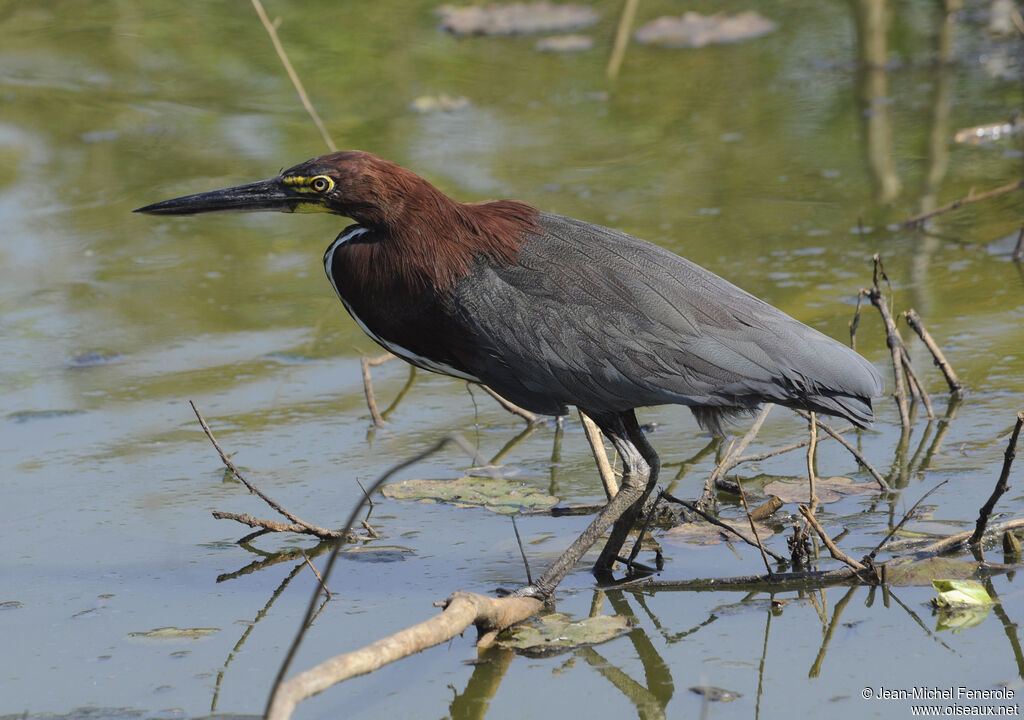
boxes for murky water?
[2,1,1023,718]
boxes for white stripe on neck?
[322,227,480,382]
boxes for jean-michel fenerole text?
[872,687,1015,701]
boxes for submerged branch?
[267,592,542,720]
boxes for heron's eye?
[310,176,333,193]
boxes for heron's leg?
[594,413,661,573]
[517,410,648,599]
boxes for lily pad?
[763,476,876,505]
[128,626,219,640]
[383,477,558,514]
[635,11,776,48]
[496,613,630,656]
[437,2,599,36]
[662,519,774,546]
[883,557,984,586]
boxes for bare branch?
[900,178,1024,228]
[481,385,539,424]
[361,356,385,427]
[736,478,773,576]
[191,401,322,533]
[267,592,542,720]
[662,491,788,564]
[969,411,1024,545]
[865,480,948,561]
[798,506,867,572]
[211,511,355,541]
[903,309,964,396]
[795,411,889,491]
[701,404,774,505]
[580,410,619,499]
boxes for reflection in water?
[911,1,959,317]
[212,542,334,712]
[449,644,517,720]
[852,0,902,204]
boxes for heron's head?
[134,151,431,228]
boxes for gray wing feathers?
[452,212,883,428]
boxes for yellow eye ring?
[311,176,333,193]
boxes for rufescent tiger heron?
[136,151,883,596]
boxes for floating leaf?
[635,12,776,48]
[931,579,995,608]
[883,557,982,586]
[763,476,875,505]
[383,477,558,514]
[128,626,219,640]
[662,519,774,546]
[437,2,599,36]
[496,613,630,656]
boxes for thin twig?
[736,478,773,576]
[794,411,889,490]
[900,178,1024,227]
[903,309,964,396]
[511,515,533,586]
[606,0,639,79]
[867,256,910,429]
[191,401,319,532]
[355,478,375,508]
[865,480,949,562]
[251,0,337,151]
[480,385,539,424]
[806,412,819,515]
[302,555,332,599]
[850,288,865,351]
[211,511,355,541]
[617,566,875,591]
[701,404,774,505]
[969,411,1024,545]
[580,410,619,499]
[798,506,867,572]
[662,491,788,563]
[361,356,385,427]
[900,348,935,419]
[917,518,1024,556]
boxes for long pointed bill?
[134,178,309,216]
